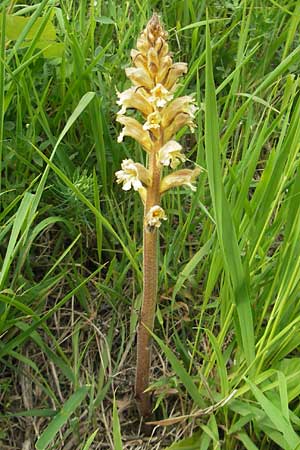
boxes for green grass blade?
[150,331,204,408]
[32,145,141,279]
[113,395,123,450]
[35,385,89,450]
[205,17,255,366]
[165,432,202,450]
[246,378,300,449]
[82,430,99,450]
[0,192,34,289]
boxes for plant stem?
[135,151,161,418]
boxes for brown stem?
[135,151,161,418]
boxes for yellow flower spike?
[116,115,153,152]
[160,167,201,194]
[115,13,201,419]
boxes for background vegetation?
[1,0,300,449]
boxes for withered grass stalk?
[115,14,199,417]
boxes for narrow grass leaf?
[35,385,89,450]
[82,430,99,450]
[236,433,260,450]
[0,266,103,358]
[33,145,141,279]
[150,331,204,408]
[172,238,212,301]
[246,378,300,449]
[0,192,34,289]
[113,396,123,450]
[205,329,229,397]
[205,17,255,366]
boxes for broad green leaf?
[1,14,56,41]
[236,432,260,450]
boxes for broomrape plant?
[115,13,200,418]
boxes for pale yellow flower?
[161,95,197,128]
[164,62,188,90]
[117,115,153,152]
[125,67,154,90]
[164,112,195,142]
[160,168,201,193]
[116,87,153,117]
[143,111,161,131]
[130,49,148,71]
[158,140,186,169]
[115,159,151,191]
[115,159,142,191]
[144,205,167,231]
[148,83,174,108]
[157,55,172,84]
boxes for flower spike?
[114,13,201,418]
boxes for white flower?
[145,205,167,230]
[115,159,143,191]
[148,83,174,108]
[143,111,161,130]
[158,140,186,169]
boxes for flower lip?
[115,159,143,191]
[148,83,174,108]
[158,140,186,169]
[143,111,162,131]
